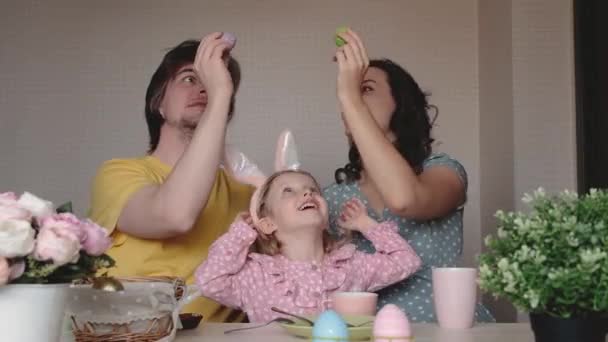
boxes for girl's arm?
[194,217,258,309]
[353,221,421,291]
[338,199,421,291]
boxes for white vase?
[0,283,70,342]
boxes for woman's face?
[347,67,396,141]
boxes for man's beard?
[165,114,201,141]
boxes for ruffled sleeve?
[194,220,259,309]
[349,221,422,291]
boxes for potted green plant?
[478,188,608,342]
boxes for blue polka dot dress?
[323,153,495,323]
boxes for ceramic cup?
[432,267,478,329]
[327,292,378,316]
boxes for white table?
[173,323,537,341]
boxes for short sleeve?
[322,183,343,233]
[422,153,468,192]
[87,159,155,236]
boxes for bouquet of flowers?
[478,188,608,318]
[0,191,114,285]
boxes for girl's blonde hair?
[251,170,348,256]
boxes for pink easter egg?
[373,304,412,342]
[222,32,237,48]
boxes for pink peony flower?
[0,257,9,285]
[80,219,111,256]
[34,225,81,266]
[0,192,18,206]
[0,192,33,221]
[38,213,86,243]
[0,205,32,221]
[39,214,111,256]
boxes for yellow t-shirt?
[88,156,253,322]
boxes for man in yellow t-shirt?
[88,33,253,322]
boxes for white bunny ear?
[274,129,300,172]
[223,144,267,226]
[223,144,267,188]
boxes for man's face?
[159,64,208,130]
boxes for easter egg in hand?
[312,310,349,342]
[335,26,348,47]
[222,32,237,49]
[373,304,412,342]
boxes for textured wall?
[0,0,576,321]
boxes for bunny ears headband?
[223,129,301,225]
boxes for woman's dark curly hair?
[335,59,437,184]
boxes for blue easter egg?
[312,310,349,342]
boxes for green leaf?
[56,202,73,214]
[95,254,116,268]
[11,252,117,285]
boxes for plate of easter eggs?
[279,311,375,341]
[279,304,413,341]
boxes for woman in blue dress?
[323,28,494,323]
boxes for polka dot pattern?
[195,220,421,323]
[323,153,495,323]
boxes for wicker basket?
[69,276,187,342]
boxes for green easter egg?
[335,26,348,47]
[335,36,346,47]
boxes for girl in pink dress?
[195,169,421,323]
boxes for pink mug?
[432,267,478,329]
[327,292,378,316]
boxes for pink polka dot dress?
[195,220,421,323]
